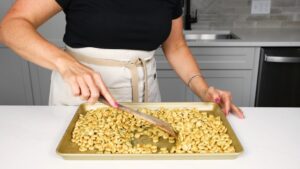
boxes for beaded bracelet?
[187,74,204,88]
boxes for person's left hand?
[200,86,245,119]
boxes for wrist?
[188,74,209,100]
[54,52,78,73]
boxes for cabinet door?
[0,48,33,105]
[29,64,52,105]
[155,46,259,106]
[155,47,256,70]
[186,70,252,106]
[157,70,188,102]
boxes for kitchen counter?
[0,106,300,169]
[186,28,300,47]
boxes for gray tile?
[280,6,300,13]
[270,8,282,14]
[270,15,291,20]
[190,0,300,29]
[210,22,234,29]
[192,24,211,30]
[291,13,300,21]
[281,21,300,28]
[272,0,296,7]
[246,15,271,21]
[256,20,283,28]
[233,21,257,28]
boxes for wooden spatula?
[98,97,177,138]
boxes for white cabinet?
[155,47,260,106]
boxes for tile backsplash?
[190,0,300,29]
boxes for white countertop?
[0,106,300,169]
[185,28,300,47]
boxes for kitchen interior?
[0,0,300,168]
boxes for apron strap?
[138,58,148,102]
[126,59,140,102]
[66,50,149,102]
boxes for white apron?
[48,46,161,105]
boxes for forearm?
[162,43,209,98]
[0,18,76,71]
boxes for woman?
[0,0,244,118]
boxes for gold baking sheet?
[56,102,243,160]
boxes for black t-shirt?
[55,0,183,51]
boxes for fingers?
[65,70,117,106]
[77,77,90,101]
[220,91,232,116]
[60,60,117,105]
[231,103,245,119]
[93,73,118,108]
[204,86,244,119]
[83,73,100,104]
[68,77,80,96]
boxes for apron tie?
[139,58,148,102]
[66,50,149,102]
[125,57,149,102]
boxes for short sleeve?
[55,0,71,10]
[172,1,183,19]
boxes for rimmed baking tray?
[56,102,243,160]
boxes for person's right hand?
[56,57,118,107]
[200,86,244,119]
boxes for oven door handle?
[265,55,300,63]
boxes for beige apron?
[48,46,161,105]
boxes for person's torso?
[58,0,182,51]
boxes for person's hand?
[56,58,118,107]
[200,86,244,119]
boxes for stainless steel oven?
[255,47,300,107]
